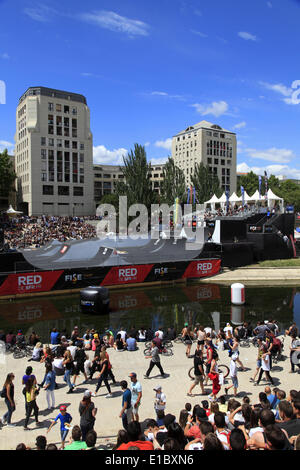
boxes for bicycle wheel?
[145,342,152,349]
[218,364,229,378]
[25,347,33,357]
[188,366,195,380]
[143,348,151,356]
[174,335,183,344]
[13,349,26,359]
[161,348,173,357]
[240,340,250,348]
[163,341,173,348]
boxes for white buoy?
[231,283,245,305]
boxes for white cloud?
[260,81,292,97]
[149,91,186,101]
[154,138,172,151]
[150,156,168,165]
[191,30,208,38]
[233,121,246,130]
[245,147,295,163]
[24,4,56,22]
[237,162,300,180]
[260,80,300,105]
[0,53,9,60]
[191,100,229,117]
[238,31,257,41]
[93,145,127,165]
[79,10,150,37]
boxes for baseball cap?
[153,385,162,391]
[59,405,67,411]
[196,408,208,422]
[163,414,176,427]
[84,390,92,398]
[129,372,137,378]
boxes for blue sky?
[1,0,300,178]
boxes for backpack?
[271,337,281,351]
[1,387,6,398]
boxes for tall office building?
[172,120,237,194]
[15,86,94,216]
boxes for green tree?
[160,157,186,205]
[115,144,156,209]
[191,162,221,204]
[0,149,16,198]
[237,171,259,196]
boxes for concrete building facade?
[93,163,165,206]
[14,87,94,216]
[172,120,237,194]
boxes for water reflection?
[0,284,298,342]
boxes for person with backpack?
[79,391,97,441]
[0,373,16,427]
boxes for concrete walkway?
[204,266,300,285]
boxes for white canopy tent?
[229,192,241,203]
[6,205,23,217]
[204,194,220,210]
[267,188,284,210]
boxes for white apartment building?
[94,163,165,205]
[172,120,237,194]
[14,87,94,216]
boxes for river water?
[0,283,299,342]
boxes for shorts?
[61,429,69,442]
[131,401,141,415]
[194,375,204,385]
[197,340,204,346]
[74,363,85,375]
[231,376,238,389]
[257,359,262,368]
[206,363,211,375]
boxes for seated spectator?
[64,425,87,450]
[28,342,43,362]
[126,335,137,351]
[116,422,154,450]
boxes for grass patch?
[258,258,300,267]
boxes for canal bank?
[203,266,300,285]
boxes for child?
[47,405,72,449]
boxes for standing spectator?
[24,377,40,430]
[93,352,112,397]
[187,349,205,397]
[144,340,166,379]
[47,405,72,449]
[79,391,97,441]
[63,350,75,394]
[225,353,239,397]
[255,346,274,386]
[129,373,142,422]
[154,385,166,418]
[1,373,16,427]
[119,380,133,430]
[44,364,56,410]
[72,343,88,386]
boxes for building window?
[49,138,54,146]
[41,172,47,181]
[74,187,84,196]
[72,107,77,115]
[58,186,69,196]
[65,140,70,148]
[79,153,84,163]
[64,105,69,114]
[41,149,47,159]
[48,102,53,111]
[56,104,62,113]
[41,137,46,146]
[43,185,54,195]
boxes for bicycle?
[188,363,229,380]
[145,340,173,349]
[13,344,33,359]
[144,346,173,357]
[239,338,251,348]
[174,334,197,344]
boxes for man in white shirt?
[117,327,127,342]
[153,385,166,417]
[155,328,164,340]
[225,353,238,397]
[129,373,142,422]
[224,323,233,336]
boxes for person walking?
[187,349,205,397]
[225,353,239,397]
[119,380,133,430]
[196,326,206,353]
[255,346,274,386]
[63,350,75,394]
[1,373,16,427]
[183,325,194,358]
[47,405,72,449]
[44,363,56,409]
[129,373,142,422]
[79,391,97,441]
[72,343,88,386]
[24,377,40,430]
[228,336,246,371]
[93,352,112,397]
[144,340,166,379]
[250,338,264,383]
[207,352,221,401]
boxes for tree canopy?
[0,149,16,198]
[191,162,221,204]
[159,157,186,205]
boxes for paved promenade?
[0,337,298,450]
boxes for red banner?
[0,271,64,296]
[101,265,154,286]
[182,259,221,279]
[182,284,221,302]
